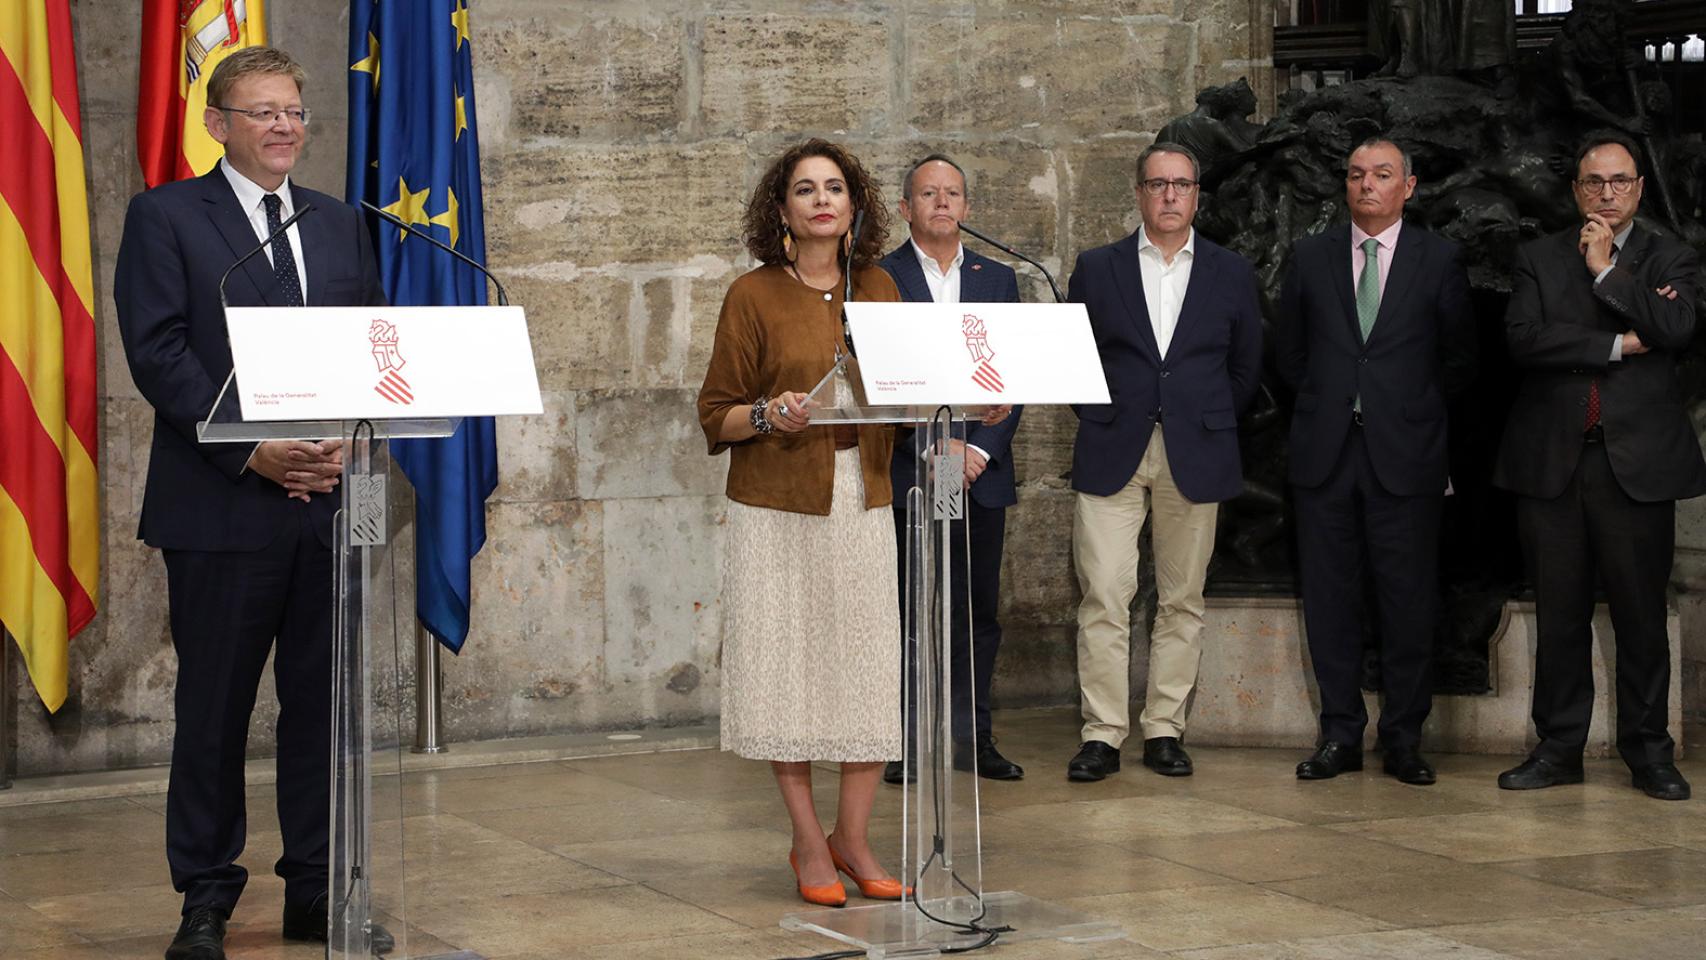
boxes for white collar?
[1138,225,1195,260]
[910,238,964,277]
[1351,218,1403,250]
[219,157,294,217]
[1612,221,1635,251]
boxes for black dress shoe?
[1141,737,1193,777]
[1296,741,1362,780]
[1382,747,1436,785]
[882,760,914,785]
[1497,756,1584,790]
[165,905,228,960]
[282,891,328,942]
[1632,762,1691,801]
[1067,741,1120,782]
[953,736,1025,780]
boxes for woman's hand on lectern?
[770,390,814,433]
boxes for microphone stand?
[957,221,1065,303]
[359,200,510,306]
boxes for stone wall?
[11,0,1274,775]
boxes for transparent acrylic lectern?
[199,373,478,960]
[780,356,1123,958]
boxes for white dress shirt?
[911,238,963,305]
[220,157,308,294]
[1137,225,1195,358]
[1350,218,1401,300]
[910,239,988,462]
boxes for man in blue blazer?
[1066,144,1263,782]
[113,49,384,960]
[880,155,1025,783]
[1276,138,1476,786]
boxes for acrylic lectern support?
[782,362,1123,957]
[198,379,469,960]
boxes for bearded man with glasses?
[1493,131,1702,801]
[1063,143,1263,782]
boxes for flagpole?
[1,630,15,789]
[412,620,445,754]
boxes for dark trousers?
[163,507,333,914]
[1517,437,1676,770]
[1293,428,1440,751]
[893,498,1007,744]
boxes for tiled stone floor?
[4,708,1706,959]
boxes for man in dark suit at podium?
[114,48,384,960]
[1493,132,1703,801]
[880,155,1026,784]
[1066,143,1263,782]
[1277,138,1475,786]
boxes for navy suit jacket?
[1067,230,1263,502]
[880,242,1024,509]
[1276,222,1476,497]
[114,169,386,552]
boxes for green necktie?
[1356,236,1381,342]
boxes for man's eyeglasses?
[1140,178,1198,197]
[216,106,311,127]
[1573,176,1639,196]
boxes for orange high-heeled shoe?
[828,844,911,900]
[789,851,847,908]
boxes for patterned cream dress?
[720,403,902,762]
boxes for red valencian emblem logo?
[369,319,413,405]
[962,313,1003,393]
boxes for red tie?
[1585,379,1600,432]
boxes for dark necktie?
[262,193,304,307]
[1585,243,1619,432]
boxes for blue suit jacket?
[880,242,1024,509]
[1067,230,1263,502]
[114,169,386,551]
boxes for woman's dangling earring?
[843,228,853,258]
[782,225,796,263]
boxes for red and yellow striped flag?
[0,0,99,712]
[138,0,268,186]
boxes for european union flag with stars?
[347,0,496,654]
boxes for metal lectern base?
[780,891,1125,959]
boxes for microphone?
[840,208,867,356]
[359,200,510,306]
[958,221,1065,303]
[219,203,315,311]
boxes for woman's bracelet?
[749,395,774,435]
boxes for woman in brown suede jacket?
[696,139,908,907]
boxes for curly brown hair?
[742,139,890,268]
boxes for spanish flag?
[138,0,268,186]
[0,0,99,712]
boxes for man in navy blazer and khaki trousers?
[113,48,384,960]
[1277,138,1475,786]
[1065,143,1263,782]
[880,154,1026,783]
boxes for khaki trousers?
[1073,427,1218,748]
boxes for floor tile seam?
[1415,901,1706,941]
[1123,833,1470,883]
[1250,870,1636,922]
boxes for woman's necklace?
[787,263,841,302]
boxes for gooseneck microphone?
[359,200,510,306]
[839,208,867,355]
[958,221,1065,303]
[219,203,315,311]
